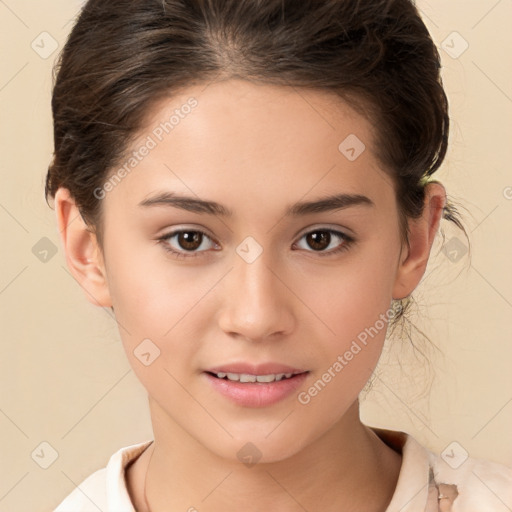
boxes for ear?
[392,182,446,300]
[54,187,112,308]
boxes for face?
[96,79,406,462]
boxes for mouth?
[203,364,309,407]
[206,371,304,383]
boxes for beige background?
[0,1,511,510]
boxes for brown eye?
[176,231,203,251]
[295,229,354,257]
[306,231,331,251]
[158,229,218,259]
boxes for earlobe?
[392,182,446,300]
[54,187,112,308]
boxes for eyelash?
[157,228,355,260]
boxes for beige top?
[54,428,512,511]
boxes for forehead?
[142,78,375,158]
[105,78,395,215]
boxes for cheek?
[103,237,230,379]
[104,249,210,402]
[295,285,394,429]
[294,242,399,401]
[307,245,398,350]
[104,229,205,328]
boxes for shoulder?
[53,440,154,512]
[53,467,108,512]
[371,427,512,512]
[429,449,512,511]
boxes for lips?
[203,362,309,407]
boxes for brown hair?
[45,0,469,327]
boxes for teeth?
[256,374,275,383]
[214,372,296,383]
[239,373,257,383]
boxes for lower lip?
[204,372,309,408]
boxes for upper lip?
[206,362,308,375]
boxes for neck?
[133,400,402,512]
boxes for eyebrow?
[138,191,374,216]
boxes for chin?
[199,427,311,466]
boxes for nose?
[217,247,296,343]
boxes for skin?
[54,78,446,511]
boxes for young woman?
[47,0,512,510]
